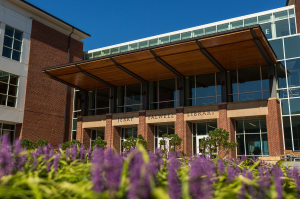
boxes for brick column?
[105,114,113,148]
[175,107,184,153]
[217,103,236,158]
[138,111,146,138]
[266,98,284,157]
[15,124,22,140]
[184,121,193,156]
[76,117,83,142]
[112,126,121,152]
[76,117,91,148]
[145,124,155,152]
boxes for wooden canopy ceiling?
[43,25,278,91]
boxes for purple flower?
[0,134,13,177]
[36,147,42,156]
[65,148,70,161]
[189,155,215,199]
[292,167,300,197]
[91,147,105,192]
[71,144,77,161]
[103,148,123,192]
[272,166,284,199]
[128,151,151,199]
[53,155,59,173]
[86,148,92,161]
[31,152,38,170]
[168,152,181,199]
[217,159,225,175]
[79,145,85,160]
[13,139,27,171]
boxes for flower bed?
[0,134,299,199]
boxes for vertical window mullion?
[124,86,126,113]
[259,119,263,156]
[5,75,10,106]
[243,120,246,155]
[11,29,15,59]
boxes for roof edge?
[16,0,90,38]
[42,24,277,72]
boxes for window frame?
[2,25,23,62]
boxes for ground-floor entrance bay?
[78,99,281,160]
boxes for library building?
[43,1,300,160]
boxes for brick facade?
[76,117,91,147]
[76,99,285,160]
[19,20,83,147]
[266,98,284,157]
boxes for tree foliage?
[160,134,183,153]
[91,137,107,149]
[21,138,48,150]
[61,140,82,150]
[122,134,147,151]
[199,128,237,157]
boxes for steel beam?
[250,28,273,65]
[44,71,83,91]
[195,40,226,72]
[75,64,115,88]
[149,49,184,78]
[110,57,147,84]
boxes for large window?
[117,84,142,113]
[121,127,137,152]
[2,26,23,62]
[186,73,221,106]
[0,71,18,107]
[0,123,15,144]
[88,89,110,115]
[149,79,179,110]
[91,128,105,146]
[236,119,269,156]
[192,122,217,155]
[227,66,269,102]
[154,124,175,149]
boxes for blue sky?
[26,0,287,51]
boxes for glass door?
[121,126,137,152]
[192,121,217,155]
[154,124,174,150]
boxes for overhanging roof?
[42,25,278,91]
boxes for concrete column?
[217,103,236,158]
[175,107,184,152]
[266,98,284,157]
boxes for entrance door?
[154,124,174,150]
[192,121,217,155]
[196,135,209,155]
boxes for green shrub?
[61,140,82,150]
[20,138,35,150]
[122,134,147,151]
[34,139,48,148]
[91,137,107,149]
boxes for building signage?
[146,109,176,123]
[82,115,106,128]
[112,112,139,126]
[184,105,219,121]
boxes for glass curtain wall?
[149,79,179,110]
[186,73,221,106]
[88,89,110,115]
[120,127,138,152]
[227,66,270,102]
[117,84,142,113]
[91,128,105,146]
[0,123,15,144]
[84,7,296,60]
[236,119,269,157]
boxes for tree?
[61,140,82,150]
[91,137,107,149]
[160,134,182,153]
[122,134,147,152]
[199,128,237,157]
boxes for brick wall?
[184,121,193,156]
[217,103,236,158]
[146,124,155,152]
[266,98,284,156]
[175,107,184,151]
[138,111,146,138]
[112,126,121,152]
[20,20,83,147]
[105,114,113,147]
[75,117,91,148]
[295,0,300,33]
